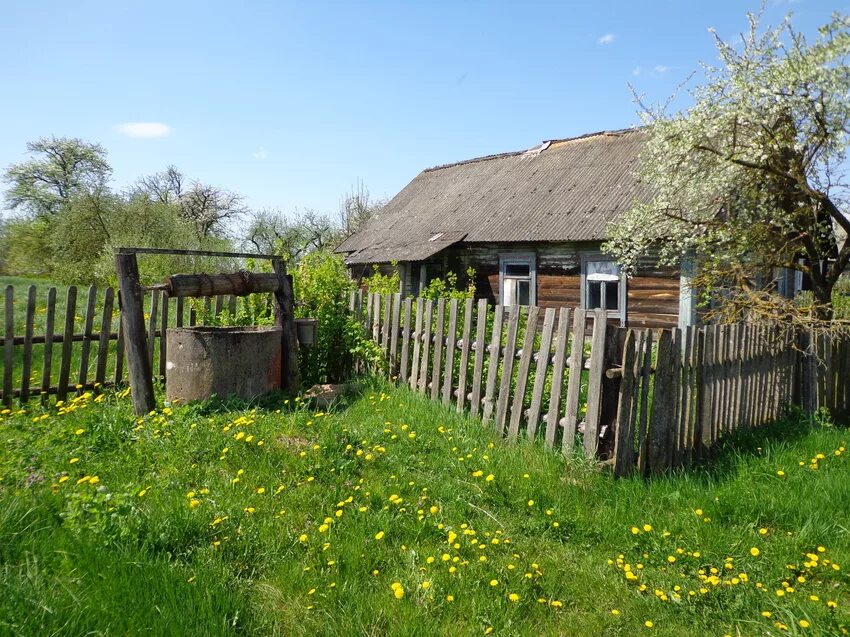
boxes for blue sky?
[0,0,846,217]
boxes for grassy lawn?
[0,382,847,636]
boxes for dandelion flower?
[799,620,810,629]
[375,531,385,540]
[750,547,760,557]
[508,593,520,602]
[489,579,499,587]
[644,620,654,628]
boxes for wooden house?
[335,128,696,328]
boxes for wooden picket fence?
[1,283,260,407]
[354,291,850,476]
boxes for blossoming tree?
[605,12,850,322]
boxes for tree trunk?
[811,278,834,322]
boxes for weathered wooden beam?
[164,272,281,298]
[116,252,156,415]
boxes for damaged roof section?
[336,128,650,264]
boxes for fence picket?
[481,305,505,423]
[583,310,608,459]
[494,306,521,434]
[389,293,402,378]
[456,299,474,412]
[635,329,654,475]
[613,329,638,476]
[57,286,78,403]
[20,286,37,404]
[3,286,13,406]
[561,309,584,452]
[442,299,459,405]
[431,298,446,401]
[409,298,423,390]
[648,329,674,474]
[399,298,412,384]
[147,290,159,369]
[41,288,57,404]
[114,297,125,386]
[381,293,392,356]
[418,300,433,395]
[508,305,539,440]
[469,299,489,418]
[95,287,115,386]
[546,308,571,449]
[527,307,555,439]
[160,293,170,380]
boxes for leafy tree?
[606,12,850,322]
[3,137,111,218]
[338,181,385,239]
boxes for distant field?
[0,381,847,636]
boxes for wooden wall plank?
[508,305,539,440]
[469,299,489,418]
[527,307,555,439]
[456,298,474,412]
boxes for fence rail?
[1,284,262,407]
[354,291,850,476]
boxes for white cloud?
[116,122,172,138]
[598,33,616,45]
[253,147,269,160]
[632,65,672,78]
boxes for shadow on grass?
[171,374,377,417]
[686,406,838,483]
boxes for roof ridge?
[421,126,643,173]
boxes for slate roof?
[336,128,649,264]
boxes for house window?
[500,254,536,306]
[582,257,625,322]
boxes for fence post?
[116,252,156,415]
[271,258,300,394]
[595,321,626,461]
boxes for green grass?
[0,382,848,636]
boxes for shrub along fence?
[354,291,850,477]
[1,283,262,406]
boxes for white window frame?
[499,252,536,307]
[580,254,626,324]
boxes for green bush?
[293,251,382,385]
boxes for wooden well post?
[115,247,300,415]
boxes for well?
[165,326,282,403]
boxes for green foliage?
[3,136,111,218]
[420,267,476,301]
[365,262,401,295]
[606,12,850,321]
[293,251,380,384]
